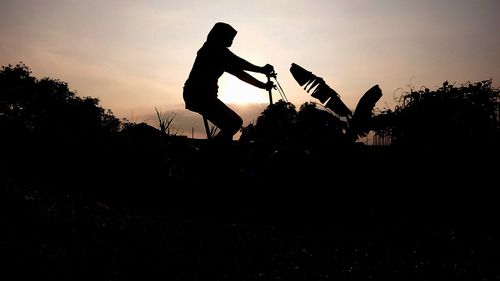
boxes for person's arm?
[236,57,262,73]
[228,69,275,91]
[230,69,266,88]
[227,50,274,75]
[239,59,274,75]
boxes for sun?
[217,73,269,105]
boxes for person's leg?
[202,99,243,142]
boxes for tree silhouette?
[0,63,120,144]
[0,63,124,193]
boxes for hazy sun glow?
[217,74,269,105]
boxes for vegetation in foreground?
[1,63,499,280]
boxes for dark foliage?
[295,102,348,145]
[290,63,352,118]
[289,63,384,141]
[349,85,383,139]
[0,63,125,196]
[1,63,499,280]
[253,99,297,141]
[0,63,188,202]
[240,100,351,146]
[373,80,500,149]
[0,63,121,143]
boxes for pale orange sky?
[1,0,499,138]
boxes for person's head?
[206,22,237,47]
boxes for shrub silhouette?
[240,99,297,142]
[240,100,350,146]
[295,102,348,145]
[374,80,500,149]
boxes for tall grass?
[154,107,179,137]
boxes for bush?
[374,80,500,148]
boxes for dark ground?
[1,141,499,280]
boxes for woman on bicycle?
[183,22,275,143]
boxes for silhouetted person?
[183,22,275,143]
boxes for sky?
[1,0,499,138]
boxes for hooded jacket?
[183,22,257,110]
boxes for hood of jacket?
[206,22,237,47]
